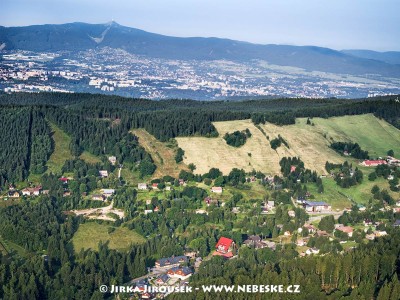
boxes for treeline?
[252,98,400,128]
[331,141,369,159]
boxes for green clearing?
[46,122,102,175]
[310,114,400,158]
[46,122,74,174]
[306,173,397,210]
[72,222,146,252]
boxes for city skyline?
[1,0,400,51]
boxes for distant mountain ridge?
[1,21,400,77]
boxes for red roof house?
[213,237,235,258]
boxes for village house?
[288,210,296,218]
[335,225,354,237]
[213,237,235,258]
[194,257,203,269]
[99,170,108,178]
[195,209,208,215]
[204,196,219,206]
[303,224,317,234]
[366,233,376,241]
[101,189,115,198]
[374,230,388,237]
[108,156,117,165]
[59,177,69,184]
[152,183,159,190]
[155,274,170,285]
[8,191,20,198]
[167,267,193,280]
[21,186,41,196]
[138,183,148,190]
[63,191,71,197]
[165,186,171,191]
[303,201,331,212]
[155,256,188,268]
[296,239,306,246]
[144,210,153,215]
[211,186,223,193]
[361,160,387,167]
[264,241,276,250]
[243,235,267,249]
[306,247,320,255]
[393,219,400,227]
[178,179,187,186]
[92,194,105,201]
[267,201,275,209]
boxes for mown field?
[176,114,400,175]
[72,222,146,252]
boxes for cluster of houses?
[361,156,400,167]
[6,185,49,198]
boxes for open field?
[72,222,146,252]
[310,114,400,158]
[176,115,400,175]
[131,129,189,178]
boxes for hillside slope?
[176,114,400,175]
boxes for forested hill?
[0,92,399,185]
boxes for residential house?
[213,237,235,258]
[243,235,267,249]
[288,210,296,218]
[21,187,41,196]
[335,225,354,237]
[393,219,400,227]
[366,234,376,241]
[155,274,170,285]
[204,196,219,206]
[99,170,108,178]
[306,247,320,255]
[155,256,188,268]
[101,189,115,198]
[265,241,276,250]
[8,191,20,198]
[167,267,193,280]
[144,210,153,215]
[59,177,69,184]
[194,257,203,269]
[137,183,148,190]
[108,156,117,165]
[374,230,388,237]
[211,187,223,193]
[303,224,316,234]
[267,201,275,209]
[92,194,105,201]
[303,201,331,212]
[296,239,306,246]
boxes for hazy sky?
[1,0,399,51]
